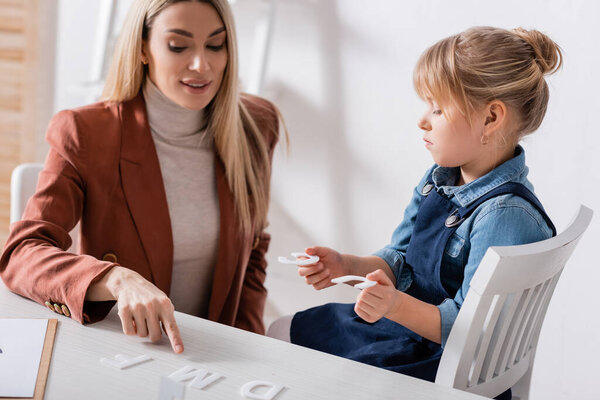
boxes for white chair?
[10,163,79,253]
[435,205,593,399]
[10,163,44,224]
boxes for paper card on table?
[0,319,49,398]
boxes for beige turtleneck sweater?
[143,79,220,318]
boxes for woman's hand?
[297,246,346,290]
[92,266,184,353]
[354,269,401,323]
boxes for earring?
[141,59,148,65]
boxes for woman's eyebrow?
[208,27,226,37]
[166,27,225,38]
[166,28,193,38]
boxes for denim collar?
[431,146,527,207]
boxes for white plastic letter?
[99,353,152,370]
[240,380,285,400]
[277,252,319,266]
[168,365,223,390]
[159,377,186,400]
[330,275,377,289]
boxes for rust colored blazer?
[0,93,279,334]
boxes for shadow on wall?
[263,0,363,322]
[269,0,357,248]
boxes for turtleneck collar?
[143,78,209,145]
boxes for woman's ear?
[140,41,149,64]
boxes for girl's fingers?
[305,246,327,257]
[363,286,385,300]
[305,269,330,286]
[297,264,323,277]
[357,294,380,311]
[366,269,392,285]
[312,275,333,290]
[354,303,373,320]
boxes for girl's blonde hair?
[413,26,562,140]
[102,0,275,235]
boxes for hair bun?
[512,28,562,74]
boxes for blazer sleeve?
[235,231,271,333]
[234,96,280,334]
[0,110,116,324]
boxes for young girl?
[268,26,561,397]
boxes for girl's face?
[417,99,486,169]
[142,1,228,110]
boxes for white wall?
[242,1,599,399]
[53,1,600,399]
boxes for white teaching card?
[0,319,49,397]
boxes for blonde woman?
[1,0,281,354]
[269,27,560,399]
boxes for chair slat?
[455,294,493,388]
[509,282,544,366]
[496,288,533,375]
[522,274,561,360]
[469,294,505,386]
[517,277,553,361]
[481,293,518,382]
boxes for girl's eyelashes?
[432,109,442,115]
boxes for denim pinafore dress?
[291,175,556,389]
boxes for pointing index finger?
[161,311,184,354]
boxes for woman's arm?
[234,232,270,334]
[0,110,114,324]
[0,109,184,353]
[86,266,184,353]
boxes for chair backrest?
[10,163,44,224]
[435,205,593,399]
[10,163,79,253]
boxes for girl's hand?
[297,246,346,290]
[103,267,184,354]
[354,269,401,323]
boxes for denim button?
[445,214,461,227]
[422,183,434,196]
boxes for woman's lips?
[180,80,211,93]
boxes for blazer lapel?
[208,156,242,321]
[118,94,174,293]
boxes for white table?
[0,282,486,400]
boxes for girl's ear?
[482,100,507,135]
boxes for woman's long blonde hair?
[102,0,274,235]
[413,26,563,141]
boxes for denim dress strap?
[404,186,458,305]
[447,183,557,236]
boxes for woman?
[0,0,282,354]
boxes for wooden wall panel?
[0,0,39,246]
